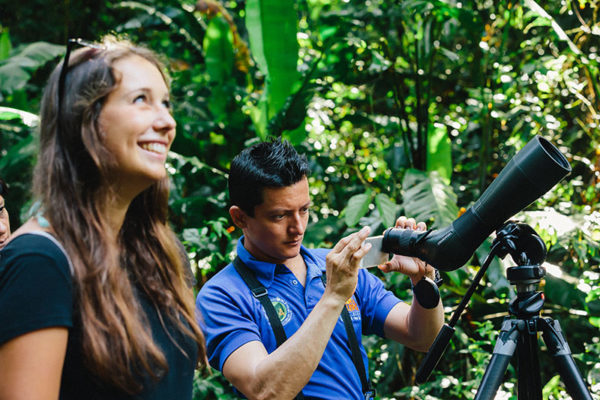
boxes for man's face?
[0,194,10,249]
[241,177,311,264]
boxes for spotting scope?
[382,136,571,271]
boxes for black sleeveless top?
[0,233,198,399]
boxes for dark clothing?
[0,233,197,400]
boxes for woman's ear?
[229,206,247,229]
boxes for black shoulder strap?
[320,274,375,400]
[233,257,305,400]
[233,257,288,347]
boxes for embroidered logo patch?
[345,297,361,321]
[271,297,292,325]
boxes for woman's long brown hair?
[33,37,206,393]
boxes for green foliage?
[401,169,459,228]
[1,0,600,398]
[246,0,300,139]
[0,41,63,94]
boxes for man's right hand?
[324,226,371,302]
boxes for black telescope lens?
[538,137,570,170]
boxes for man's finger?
[331,235,352,254]
[338,226,370,260]
[395,216,407,228]
[351,241,372,262]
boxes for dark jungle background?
[1,0,599,398]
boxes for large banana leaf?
[401,169,458,228]
[246,0,299,137]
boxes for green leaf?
[203,16,235,121]
[0,106,39,126]
[204,16,234,83]
[523,0,581,55]
[401,169,458,228]
[426,124,452,183]
[246,0,299,122]
[0,29,12,61]
[344,191,372,227]
[0,41,64,94]
[374,193,397,228]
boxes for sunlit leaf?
[426,124,452,182]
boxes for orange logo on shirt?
[345,298,359,312]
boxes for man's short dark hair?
[0,178,7,197]
[229,138,310,216]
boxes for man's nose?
[289,213,305,235]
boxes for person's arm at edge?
[0,327,68,400]
[221,227,371,400]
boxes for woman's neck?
[104,190,135,239]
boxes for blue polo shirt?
[196,238,401,399]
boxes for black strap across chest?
[233,256,374,400]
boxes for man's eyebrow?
[268,202,312,213]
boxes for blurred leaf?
[427,124,452,182]
[204,16,234,83]
[203,16,234,121]
[0,29,12,60]
[402,169,458,228]
[0,41,63,94]
[374,193,397,228]
[344,191,372,227]
[0,106,39,126]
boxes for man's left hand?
[378,216,434,285]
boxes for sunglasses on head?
[57,38,104,120]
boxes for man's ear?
[229,206,248,229]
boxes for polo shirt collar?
[236,236,320,288]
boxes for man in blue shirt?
[196,139,444,399]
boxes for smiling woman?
[0,37,206,399]
[0,178,10,249]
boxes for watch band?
[433,268,443,287]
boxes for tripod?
[416,222,593,399]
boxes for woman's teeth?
[140,143,167,154]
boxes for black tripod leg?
[474,320,521,400]
[516,319,542,399]
[540,318,592,400]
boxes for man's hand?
[324,226,371,302]
[378,216,434,285]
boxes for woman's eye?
[162,99,172,109]
[133,94,147,103]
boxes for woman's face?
[0,194,10,249]
[98,54,176,195]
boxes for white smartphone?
[359,235,390,268]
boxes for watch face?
[413,278,440,309]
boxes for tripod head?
[494,221,547,267]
